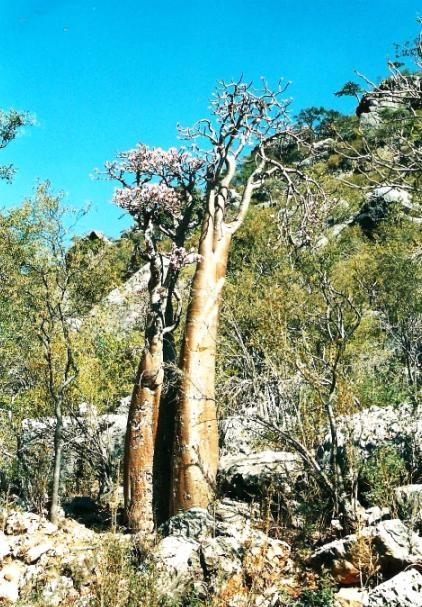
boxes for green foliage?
[67,233,135,314]
[0,108,33,182]
[289,576,335,606]
[361,445,408,508]
[295,106,354,140]
[334,81,363,99]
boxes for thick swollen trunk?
[171,217,232,513]
[124,334,164,532]
[152,331,177,525]
[124,252,165,533]
[49,409,63,525]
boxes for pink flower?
[113,183,182,218]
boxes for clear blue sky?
[0,0,420,238]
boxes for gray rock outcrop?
[354,187,421,232]
[395,484,422,527]
[0,510,99,604]
[319,403,422,466]
[151,504,292,606]
[20,403,129,501]
[218,450,303,502]
[364,568,422,606]
[357,74,422,129]
[311,519,422,585]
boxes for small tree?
[106,79,299,527]
[17,185,80,523]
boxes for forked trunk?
[171,215,232,513]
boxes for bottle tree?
[170,79,291,513]
[107,78,293,530]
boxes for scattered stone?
[372,519,422,575]
[311,531,365,584]
[1,563,22,585]
[201,535,243,584]
[161,507,215,540]
[364,568,422,606]
[21,539,53,564]
[395,484,422,525]
[151,535,203,598]
[311,518,422,584]
[0,578,19,604]
[153,505,292,605]
[41,575,78,607]
[0,563,23,604]
[214,497,260,527]
[4,512,41,536]
[335,587,367,606]
[219,450,302,501]
[358,506,390,527]
[0,533,10,561]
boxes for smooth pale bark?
[124,255,165,533]
[171,159,263,514]
[171,212,232,513]
[49,408,63,525]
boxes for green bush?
[361,445,408,509]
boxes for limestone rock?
[395,484,422,526]
[372,519,422,575]
[319,403,422,467]
[4,512,41,535]
[357,74,422,129]
[311,519,422,584]
[0,563,23,604]
[311,531,364,585]
[219,406,267,455]
[41,575,78,607]
[160,507,215,540]
[358,506,390,527]
[19,538,53,564]
[336,587,367,606]
[354,187,418,232]
[364,568,422,606]
[154,505,291,605]
[21,412,127,498]
[0,578,19,604]
[0,533,11,561]
[219,450,303,501]
[201,535,243,583]
[150,535,203,598]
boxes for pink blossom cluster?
[113,183,182,217]
[121,145,204,180]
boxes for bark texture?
[49,410,63,525]
[124,253,165,533]
[171,211,232,513]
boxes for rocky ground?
[3,402,421,606]
[0,460,421,606]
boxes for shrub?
[360,445,408,509]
